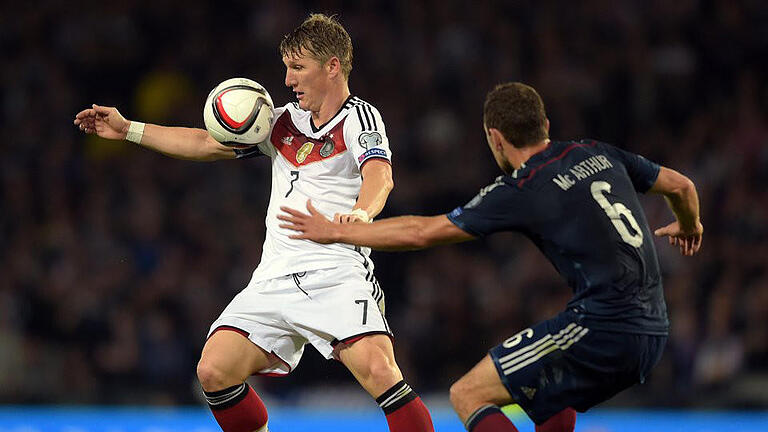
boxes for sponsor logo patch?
[296,142,314,163]
[358,131,382,150]
[281,136,294,145]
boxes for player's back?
[450,140,667,335]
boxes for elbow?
[382,174,394,194]
[670,175,696,199]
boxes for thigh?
[208,276,309,375]
[200,329,282,383]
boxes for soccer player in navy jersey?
[279,82,703,432]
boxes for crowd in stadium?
[1,0,766,408]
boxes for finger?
[279,206,307,217]
[694,235,702,253]
[276,214,298,222]
[306,200,319,215]
[289,233,309,240]
[92,104,112,116]
[75,108,95,119]
[279,223,302,231]
[333,213,341,223]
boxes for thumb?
[654,225,672,237]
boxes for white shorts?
[207,265,390,375]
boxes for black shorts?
[489,310,666,425]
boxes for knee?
[449,379,469,411]
[197,358,235,391]
[366,355,401,385]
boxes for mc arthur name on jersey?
[552,155,614,191]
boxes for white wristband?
[126,121,145,144]
[349,208,371,223]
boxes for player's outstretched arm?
[279,200,475,251]
[74,104,235,161]
[649,166,703,256]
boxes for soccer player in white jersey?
[74,14,434,432]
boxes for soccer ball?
[203,77,274,147]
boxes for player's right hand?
[73,104,130,141]
[654,220,703,256]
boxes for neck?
[508,139,551,169]
[311,84,351,126]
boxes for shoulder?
[345,96,385,132]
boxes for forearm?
[336,215,431,251]
[136,124,235,161]
[664,179,700,230]
[354,177,393,219]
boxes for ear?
[545,118,550,135]
[326,56,342,78]
[487,127,506,150]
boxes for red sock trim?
[384,396,434,432]
[535,408,576,432]
[210,386,268,432]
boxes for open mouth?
[295,91,305,100]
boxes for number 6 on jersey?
[590,181,643,247]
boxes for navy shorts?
[489,311,666,425]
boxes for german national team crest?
[358,131,382,150]
[296,142,314,163]
[319,135,335,157]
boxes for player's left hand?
[654,220,703,256]
[278,200,339,244]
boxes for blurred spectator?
[1,0,767,407]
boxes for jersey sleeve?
[344,102,392,169]
[233,105,286,159]
[597,141,660,193]
[446,177,523,237]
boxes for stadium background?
[1,0,767,430]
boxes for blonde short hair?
[279,13,353,79]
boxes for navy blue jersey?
[448,140,667,335]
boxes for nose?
[285,69,295,88]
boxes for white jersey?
[236,96,392,282]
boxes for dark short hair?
[279,13,353,79]
[483,82,548,148]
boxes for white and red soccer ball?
[203,77,274,147]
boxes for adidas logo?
[521,386,537,400]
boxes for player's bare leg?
[450,355,519,431]
[197,329,281,432]
[338,334,434,432]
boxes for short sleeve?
[597,142,660,193]
[446,177,523,237]
[234,105,286,159]
[344,101,392,169]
